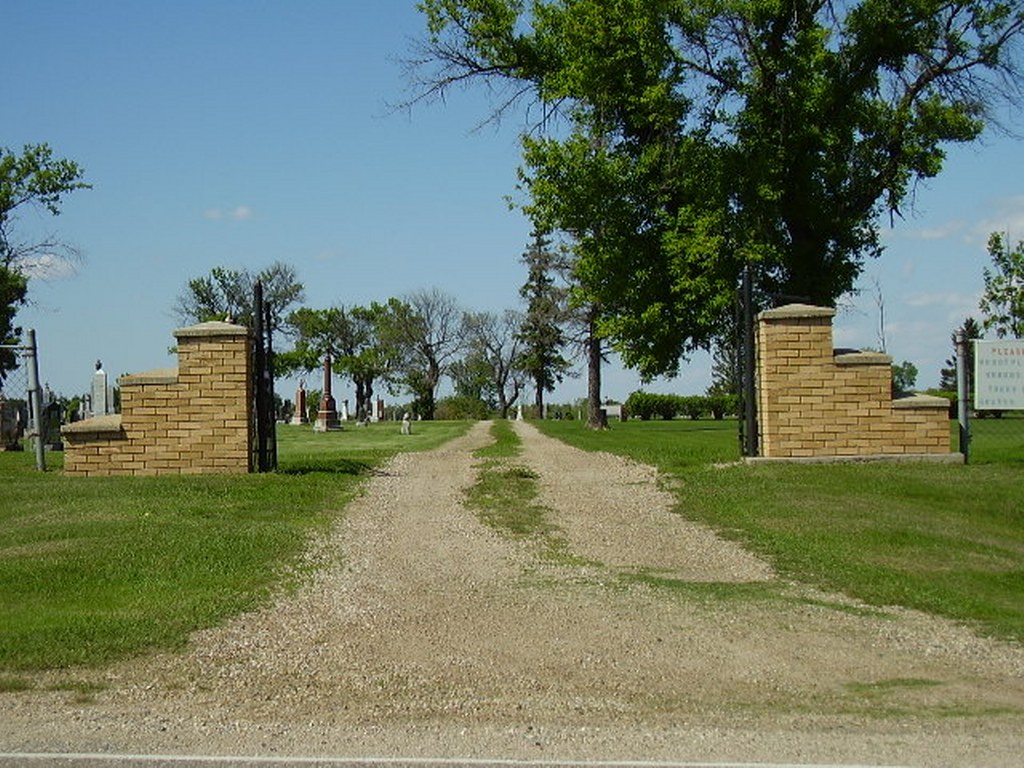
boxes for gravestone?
[291,380,308,425]
[90,360,112,417]
[42,385,63,449]
[313,353,341,432]
[0,396,22,451]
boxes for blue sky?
[5,1,1023,406]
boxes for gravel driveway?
[1,420,1022,766]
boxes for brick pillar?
[174,321,253,472]
[756,305,836,457]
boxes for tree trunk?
[534,375,545,419]
[586,307,607,430]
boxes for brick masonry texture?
[756,305,951,459]
[61,321,253,476]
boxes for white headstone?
[91,361,111,417]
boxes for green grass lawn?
[536,417,1024,643]
[0,421,470,672]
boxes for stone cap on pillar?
[756,304,836,322]
[173,320,249,340]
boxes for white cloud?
[883,218,966,243]
[917,221,966,240]
[903,291,982,323]
[974,195,1024,243]
[17,253,77,280]
[905,292,967,308]
[203,205,254,221]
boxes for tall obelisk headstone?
[313,353,340,432]
[90,360,111,417]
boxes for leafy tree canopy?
[375,289,465,418]
[283,304,390,421]
[980,232,1024,339]
[462,308,526,417]
[174,261,304,332]
[413,0,1024,377]
[1,143,89,269]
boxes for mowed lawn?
[0,421,469,673]
[536,416,1024,643]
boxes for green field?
[0,421,469,672]
[536,417,1024,642]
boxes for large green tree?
[461,308,526,418]
[413,0,1024,377]
[376,288,465,419]
[1,144,89,380]
[979,232,1024,339]
[284,304,389,422]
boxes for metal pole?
[253,281,269,472]
[955,330,970,464]
[742,265,758,457]
[24,329,46,471]
[264,299,277,471]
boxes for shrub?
[434,395,490,420]
[707,393,739,420]
[679,396,706,420]
[627,391,702,420]
[625,391,655,420]
[656,395,680,420]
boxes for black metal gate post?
[739,265,759,458]
[263,298,277,470]
[956,329,971,463]
[252,281,276,472]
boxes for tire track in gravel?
[510,420,775,582]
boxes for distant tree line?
[625,391,739,422]
[174,238,576,420]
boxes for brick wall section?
[756,305,950,458]
[62,321,252,476]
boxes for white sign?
[974,340,1024,410]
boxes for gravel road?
[1,420,1022,766]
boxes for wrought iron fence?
[0,329,46,470]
